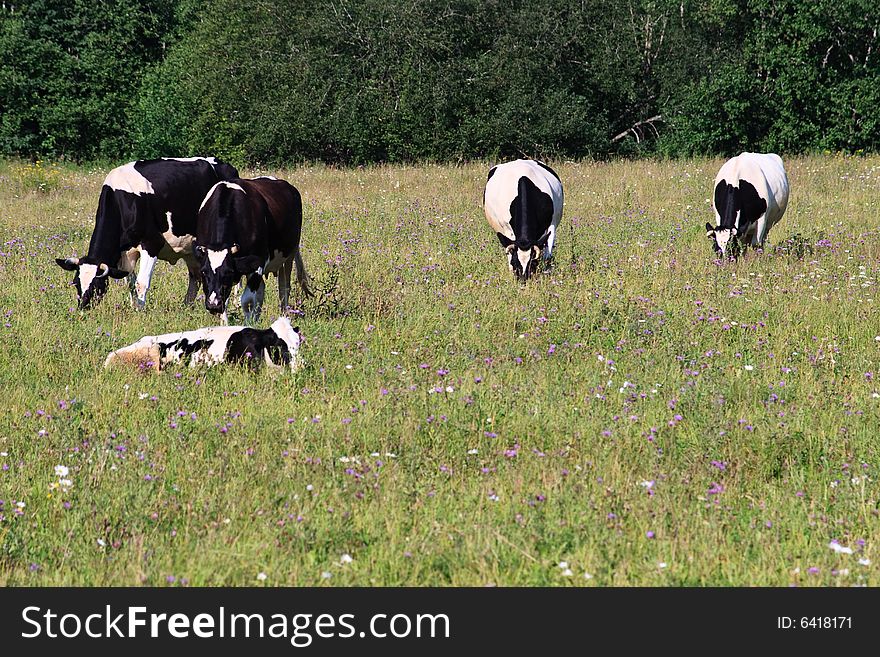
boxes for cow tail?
[294,247,314,297]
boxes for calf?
[706,152,790,258]
[56,157,239,309]
[483,158,564,281]
[104,317,303,372]
[195,176,312,324]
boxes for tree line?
[1,0,879,164]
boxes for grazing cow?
[195,176,312,324]
[706,152,789,258]
[483,158,564,281]
[56,157,239,309]
[103,316,303,373]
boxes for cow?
[103,316,303,373]
[706,152,789,259]
[194,176,312,325]
[55,157,240,309]
[483,158,564,281]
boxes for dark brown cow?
[194,176,312,324]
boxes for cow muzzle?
[205,291,225,314]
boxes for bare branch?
[611,115,664,143]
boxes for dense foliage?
[2,0,879,163]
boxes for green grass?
[1,155,879,586]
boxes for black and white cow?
[103,316,303,372]
[56,157,239,309]
[706,152,789,258]
[483,158,564,281]
[194,176,312,324]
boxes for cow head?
[194,244,263,315]
[705,223,741,259]
[212,161,240,181]
[496,231,550,281]
[55,257,128,308]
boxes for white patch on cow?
[208,249,228,273]
[270,317,304,372]
[199,182,223,212]
[199,181,246,213]
[79,263,99,296]
[713,228,736,256]
[208,291,218,305]
[254,175,278,181]
[162,211,194,255]
[516,248,532,274]
[133,249,158,308]
[544,224,557,258]
[104,162,155,196]
[161,157,217,164]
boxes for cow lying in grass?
[104,317,303,372]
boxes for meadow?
[1,155,879,586]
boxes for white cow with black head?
[483,159,563,281]
[706,152,789,258]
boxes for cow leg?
[240,274,266,324]
[543,225,557,261]
[184,259,201,306]
[132,249,158,310]
[278,258,292,313]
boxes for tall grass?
[0,155,878,585]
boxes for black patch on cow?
[509,177,554,248]
[496,232,515,248]
[713,179,767,233]
[225,328,291,370]
[158,338,214,360]
[532,160,561,182]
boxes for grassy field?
[1,155,879,586]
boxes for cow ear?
[496,232,514,248]
[233,255,263,274]
[705,223,715,237]
[56,258,80,271]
